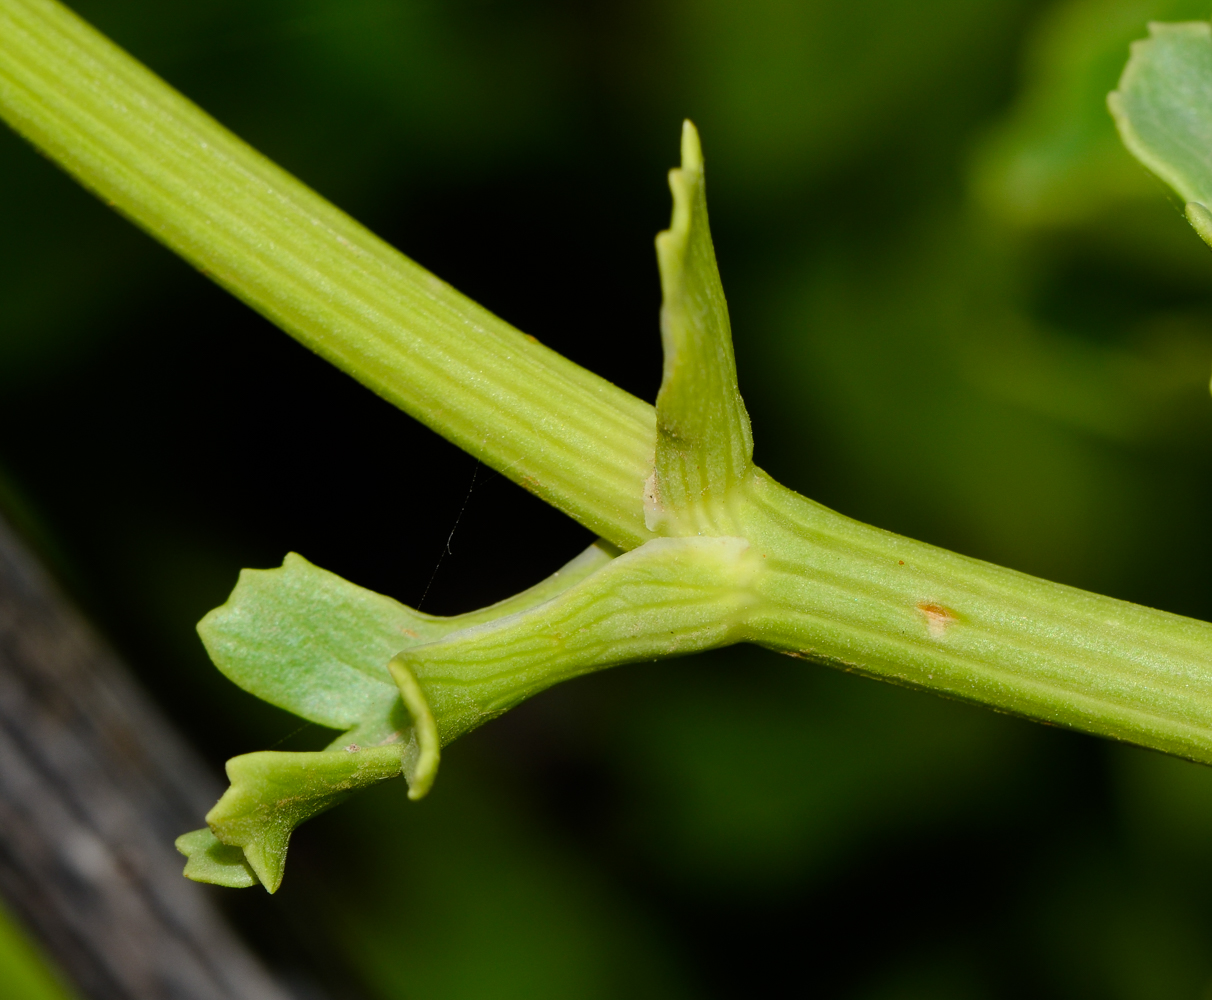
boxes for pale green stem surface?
[0,0,657,549]
[396,535,761,744]
[738,472,1212,766]
[4,0,1212,800]
[363,470,1212,769]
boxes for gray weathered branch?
[0,513,304,999]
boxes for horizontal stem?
[740,472,1212,764]
[0,0,656,548]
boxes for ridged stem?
[4,0,1212,764]
[0,0,657,549]
[740,472,1212,764]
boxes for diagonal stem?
[0,0,657,549]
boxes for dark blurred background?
[4,0,1212,996]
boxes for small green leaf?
[198,541,619,748]
[206,745,406,892]
[198,553,420,740]
[1109,19,1212,244]
[194,541,619,888]
[175,827,259,889]
[650,121,753,529]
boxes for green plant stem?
[4,0,1212,764]
[0,0,656,549]
[346,470,1212,766]
[738,473,1212,765]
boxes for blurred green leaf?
[619,647,1031,890]
[1111,18,1212,254]
[1031,849,1212,999]
[973,0,1208,227]
[0,900,77,1000]
[330,766,694,1000]
[673,0,1026,193]
[1111,18,1212,206]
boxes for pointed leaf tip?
[680,119,703,176]
[206,745,406,892]
[1186,201,1212,249]
[175,828,259,889]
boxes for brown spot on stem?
[917,602,958,638]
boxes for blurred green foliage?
[0,899,77,1000]
[972,0,1210,225]
[4,0,1212,996]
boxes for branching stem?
[5,0,1212,880]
